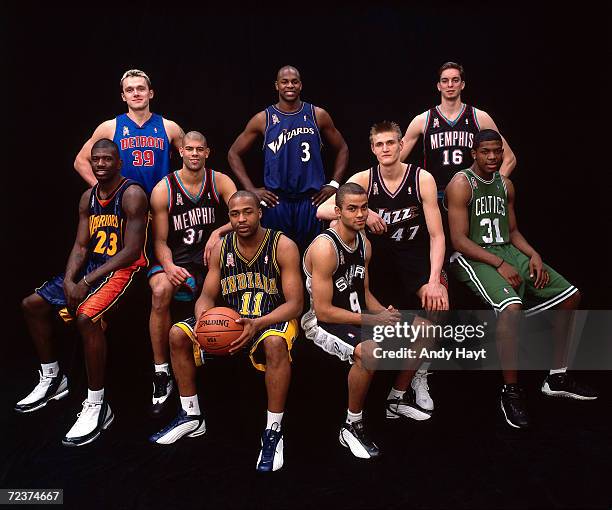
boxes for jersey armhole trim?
[415,166,423,204]
[320,234,340,274]
[472,107,481,131]
[262,108,270,151]
[272,231,282,274]
[311,103,323,148]
[461,171,474,206]
[164,176,172,211]
[209,169,220,204]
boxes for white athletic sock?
[388,388,406,401]
[180,395,200,416]
[154,363,170,375]
[88,388,104,403]
[550,367,568,375]
[266,410,284,431]
[346,410,363,424]
[41,361,60,378]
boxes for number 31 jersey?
[164,169,224,268]
[263,102,325,195]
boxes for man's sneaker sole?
[500,398,524,429]
[15,388,69,414]
[61,411,114,447]
[386,405,432,421]
[339,429,375,459]
[151,420,206,445]
[541,382,598,400]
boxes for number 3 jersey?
[263,102,325,195]
[219,229,285,319]
[88,178,148,271]
[367,164,429,258]
[113,113,171,195]
[164,169,225,269]
[423,104,480,192]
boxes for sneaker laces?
[413,371,431,392]
[351,420,375,448]
[153,372,170,398]
[261,424,281,457]
[75,400,101,421]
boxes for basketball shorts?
[304,319,363,363]
[174,316,298,371]
[35,262,144,323]
[147,263,206,302]
[451,244,577,315]
[262,195,322,253]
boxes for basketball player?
[75,69,184,195]
[227,65,349,251]
[446,129,597,428]
[16,139,149,446]
[147,131,237,416]
[401,62,516,194]
[150,191,303,473]
[316,122,447,419]
[303,183,434,459]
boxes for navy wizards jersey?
[219,229,285,319]
[263,102,325,195]
[87,178,148,272]
[423,104,480,191]
[367,164,429,256]
[164,169,224,268]
[113,113,171,195]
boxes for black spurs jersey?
[305,228,367,314]
[164,169,224,268]
[367,164,429,256]
[219,229,285,319]
[423,104,480,191]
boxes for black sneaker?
[339,420,380,459]
[150,371,174,417]
[541,373,598,400]
[256,425,284,472]
[501,384,529,429]
[15,371,69,413]
[386,389,432,421]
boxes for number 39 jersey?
[219,229,286,319]
[367,164,429,256]
[164,169,224,268]
[423,104,480,192]
[263,102,325,195]
[460,168,509,247]
[88,178,148,269]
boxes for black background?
[3,6,611,510]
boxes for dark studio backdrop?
[2,6,611,510]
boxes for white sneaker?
[411,370,434,411]
[62,400,114,447]
[15,371,68,413]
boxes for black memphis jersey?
[423,104,480,191]
[219,229,285,319]
[318,228,367,314]
[367,164,429,256]
[164,169,224,267]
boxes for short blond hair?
[369,121,402,144]
[120,69,151,90]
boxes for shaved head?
[229,190,260,209]
[277,65,301,80]
[182,131,207,147]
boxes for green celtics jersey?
[462,168,509,246]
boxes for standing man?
[401,62,516,194]
[75,69,184,195]
[16,139,149,446]
[303,183,431,460]
[147,131,237,416]
[227,65,349,252]
[316,121,447,419]
[446,129,597,429]
[150,191,303,474]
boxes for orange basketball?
[195,307,243,356]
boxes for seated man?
[445,129,597,429]
[147,131,236,416]
[150,191,303,474]
[16,139,149,446]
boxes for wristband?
[495,259,504,269]
[327,180,340,189]
[82,275,92,287]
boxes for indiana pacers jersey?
[423,104,480,191]
[461,168,509,246]
[367,164,429,256]
[113,113,171,195]
[219,229,285,319]
[87,178,148,272]
[305,228,367,314]
[164,169,224,268]
[263,102,325,195]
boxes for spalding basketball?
[196,307,243,356]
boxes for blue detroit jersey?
[263,102,325,195]
[113,113,171,195]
